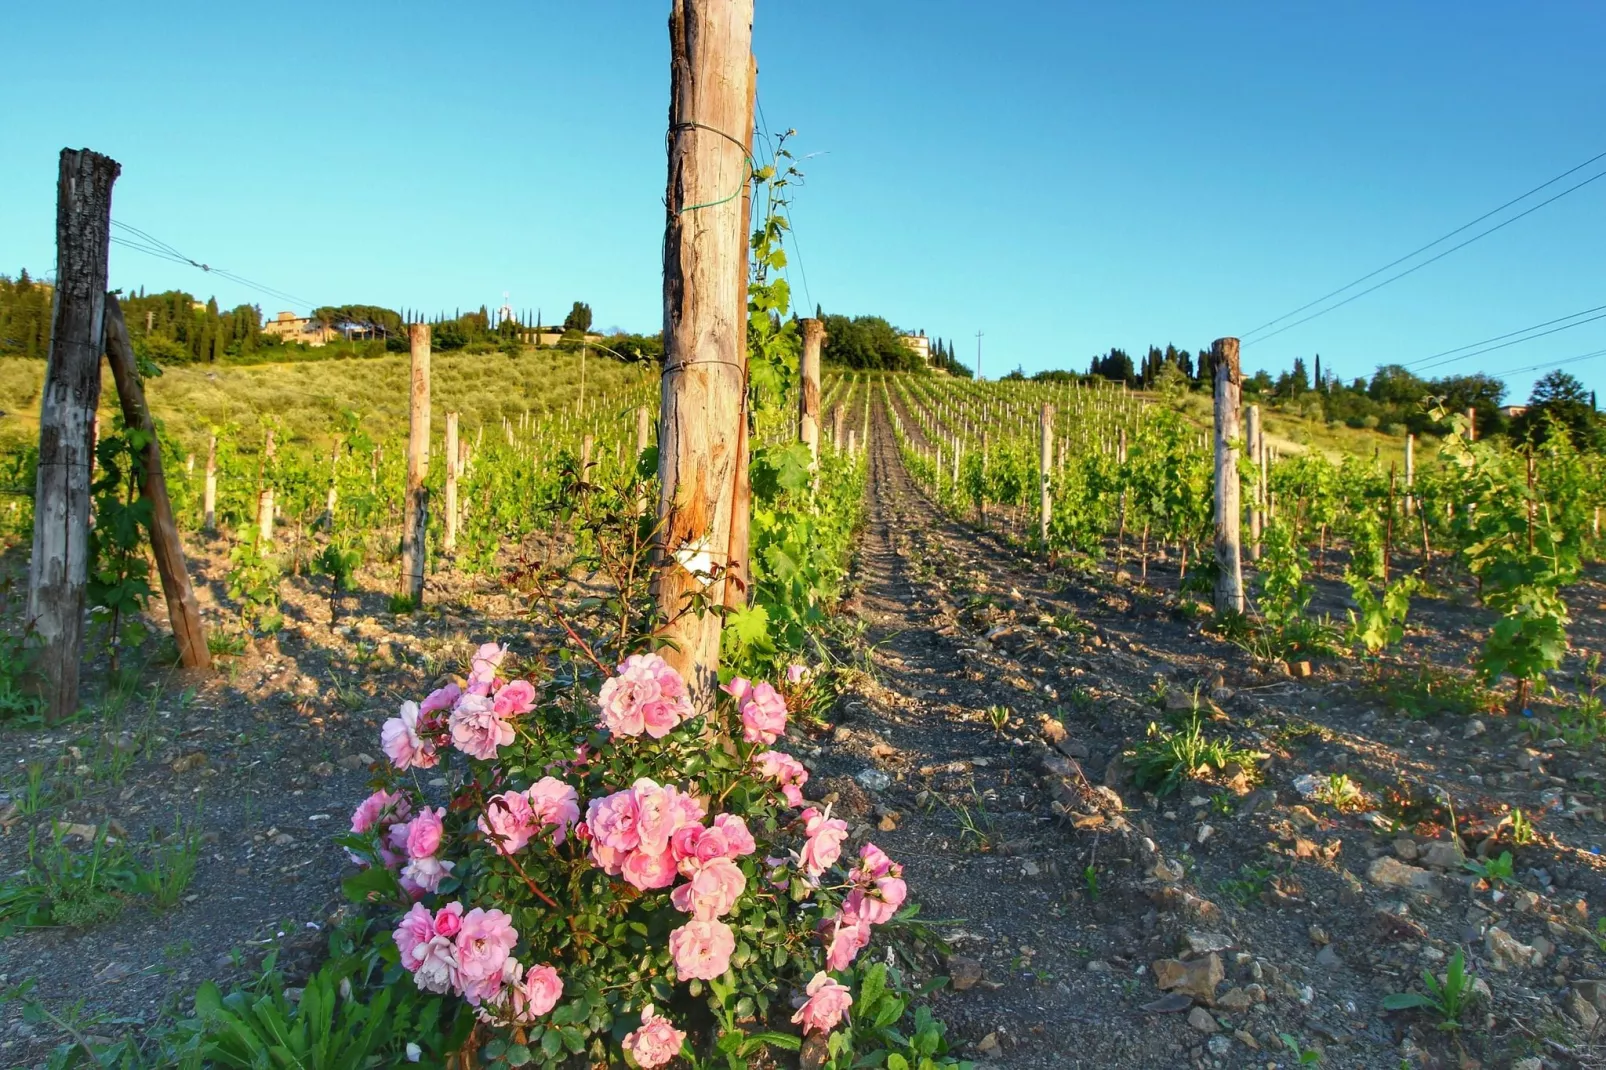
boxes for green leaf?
[1381,992,1436,1011]
[508,1042,535,1066]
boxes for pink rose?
[468,642,507,695]
[351,788,411,835]
[501,961,563,1021]
[587,789,641,853]
[633,778,700,854]
[450,694,515,761]
[479,791,537,855]
[845,876,906,926]
[400,854,454,895]
[621,845,679,890]
[668,918,736,981]
[455,907,518,1005]
[419,682,461,716]
[589,839,626,876]
[395,902,462,993]
[819,909,872,971]
[785,663,810,685]
[432,904,463,938]
[393,902,434,966]
[792,971,853,1035]
[526,776,580,845]
[382,701,438,771]
[622,1004,686,1069]
[798,807,849,878]
[753,750,809,808]
[852,842,898,882]
[738,681,788,745]
[492,678,536,717]
[669,856,746,919]
[403,807,445,860]
[712,814,756,857]
[597,653,693,739]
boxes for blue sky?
[2,1,1603,402]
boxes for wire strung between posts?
[1409,308,1606,374]
[110,220,318,310]
[668,121,753,215]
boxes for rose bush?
[343,643,952,1068]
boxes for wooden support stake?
[27,148,118,722]
[831,404,844,451]
[580,433,594,487]
[104,295,210,670]
[1246,404,1262,560]
[1404,433,1415,516]
[400,323,430,604]
[722,52,757,615]
[203,435,217,531]
[444,412,459,552]
[800,318,824,467]
[656,0,753,705]
[1039,402,1053,546]
[1212,337,1245,615]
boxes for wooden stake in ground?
[1038,402,1053,545]
[256,430,276,545]
[831,405,844,451]
[27,148,119,722]
[103,295,210,670]
[800,318,824,467]
[203,434,217,531]
[399,323,431,604]
[1212,337,1245,615]
[656,0,753,705]
[721,51,757,615]
[444,412,459,553]
[1404,433,1415,516]
[1246,404,1262,560]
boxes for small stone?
[1233,1029,1259,1050]
[1056,737,1091,760]
[948,955,984,992]
[1152,953,1224,1003]
[1419,840,1464,870]
[1393,836,1419,861]
[338,753,374,771]
[1315,946,1340,968]
[1216,987,1254,1012]
[1185,931,1232,954]
[1485,927,1539,972]
[1308,924,1329,946]
[878,812,900,832]
[1567,988,1601,1030]
[975,1032,1000,1056]
[308,761,335,777]
[170,751,207,773]
[1368,856,1438,893]
[1187,1006,1219,1033]
[270,832,295,847]
[1207,1034,1231,1056]
[1464,719,1486,739]
[1196,823,1216,846]
[1152,857,1185,883]
[854,768,892,792]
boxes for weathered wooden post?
[1246,404,1262,560]
[636,405,652,457]
[655,0,753,706]
[831,404,845,451]
[580,433,594,487]
[1039,402,1053,545]
[847,429,856,454]
[104,295,210,670]
[1466,407,1477,442]
[203,434,217,532]
[256,430,276,545]
[722,51,758,614]
[444,412,459,552]
[800,318,824,468]
[1212,337,1245,615]
[1404,433,1415,516]
[399,323,430,604]
[27,148,118,721]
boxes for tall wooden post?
[256,430,276,545]
[800,318,824,467]
[1039,402,1053,545]
[656,0,753,706]
[636,405,652,457]
[831,404,845,451]
[1212,337,1245,615]
[400,323,430,604]
[1404,433,1415,516]
[27,148,119,722]
[104,295,210,670]
[203,435,217,532]
[1465,407,1477,442]
[443,412,459,552]
[721,51,757,614]
[580,433,594,486]
[1246,404,1262,560]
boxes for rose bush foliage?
[343,644,916,1068]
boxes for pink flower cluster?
[349,788,411,866]
[752,749,809,807]
[723,677,788,745]
[394,903,559,1014]
[818,842,906,970]
[478,776,580,855]
[389,805,454,895]
[597,653,694,739]
[623,1004,686,1069]
[798,807,848,879]
[381,645,537,768]
[792,971,853,1035]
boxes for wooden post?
[832,404,845,451]
[103,295,210,670]
[400,323,430,604]
[444,412,459,552]
[636,404,652,457]
[656,0,753,706]
[721,51,757,614]
[256,430,276,545]
[1404,433,1415,516]
[1039,402,1053,545]
[1466,407,1477,442]
[27,149,119,722]
[1246,404,1262,560]
[800,318,824,467]
[1212,337,1245,615]
[580,433,594,486]
[203,434,217,532]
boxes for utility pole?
[975,330,984,381]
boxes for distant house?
[262,310,331,347]
[1502,405,1528,419]
[898,331,930,366]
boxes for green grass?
[1161,389,1413,467]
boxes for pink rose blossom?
[419,682,461,716]
[819,909,873,971]
[395,902,462,993]
[753,750,809,808]
[589,839,626,876]
[785,663,810,685]
[492,679,536,717]
[668,918,736,981]
[587,789,641,853]
[669,856,746,919]
[621,845,679,890]
[792,971,853,1035]
[450,694,515,761]
[351,789,411,836]
[499,961,563,1021]
[479,790,538,855]
[432,905,463,938]
[400,854,454,895]
[798,807,849,878]
[712,814,756,857]
[721,676,754,704]
[382,701,438,770]
[622,1005,685,1069]
[468,642,508,695]
[738,681,788,745]
[633,778,701,854]
[403,806,445,860]
[526,776,580,845]
[454,908,518,1005]
[845,875,907,926]
[597,653,693,739]
[852,842,899,882]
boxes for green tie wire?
[671,121,754,215]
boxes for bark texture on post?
[799,318,824,467]
[28,148,119,722]
[721,52,757,614]
[1212,337,1245,615]
[656,0,754,706]
[1038,402,1054,545]
[104,295,210,670]
[444,412,459,553]
[400,323,431,603]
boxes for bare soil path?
[806,395,1606,1069]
